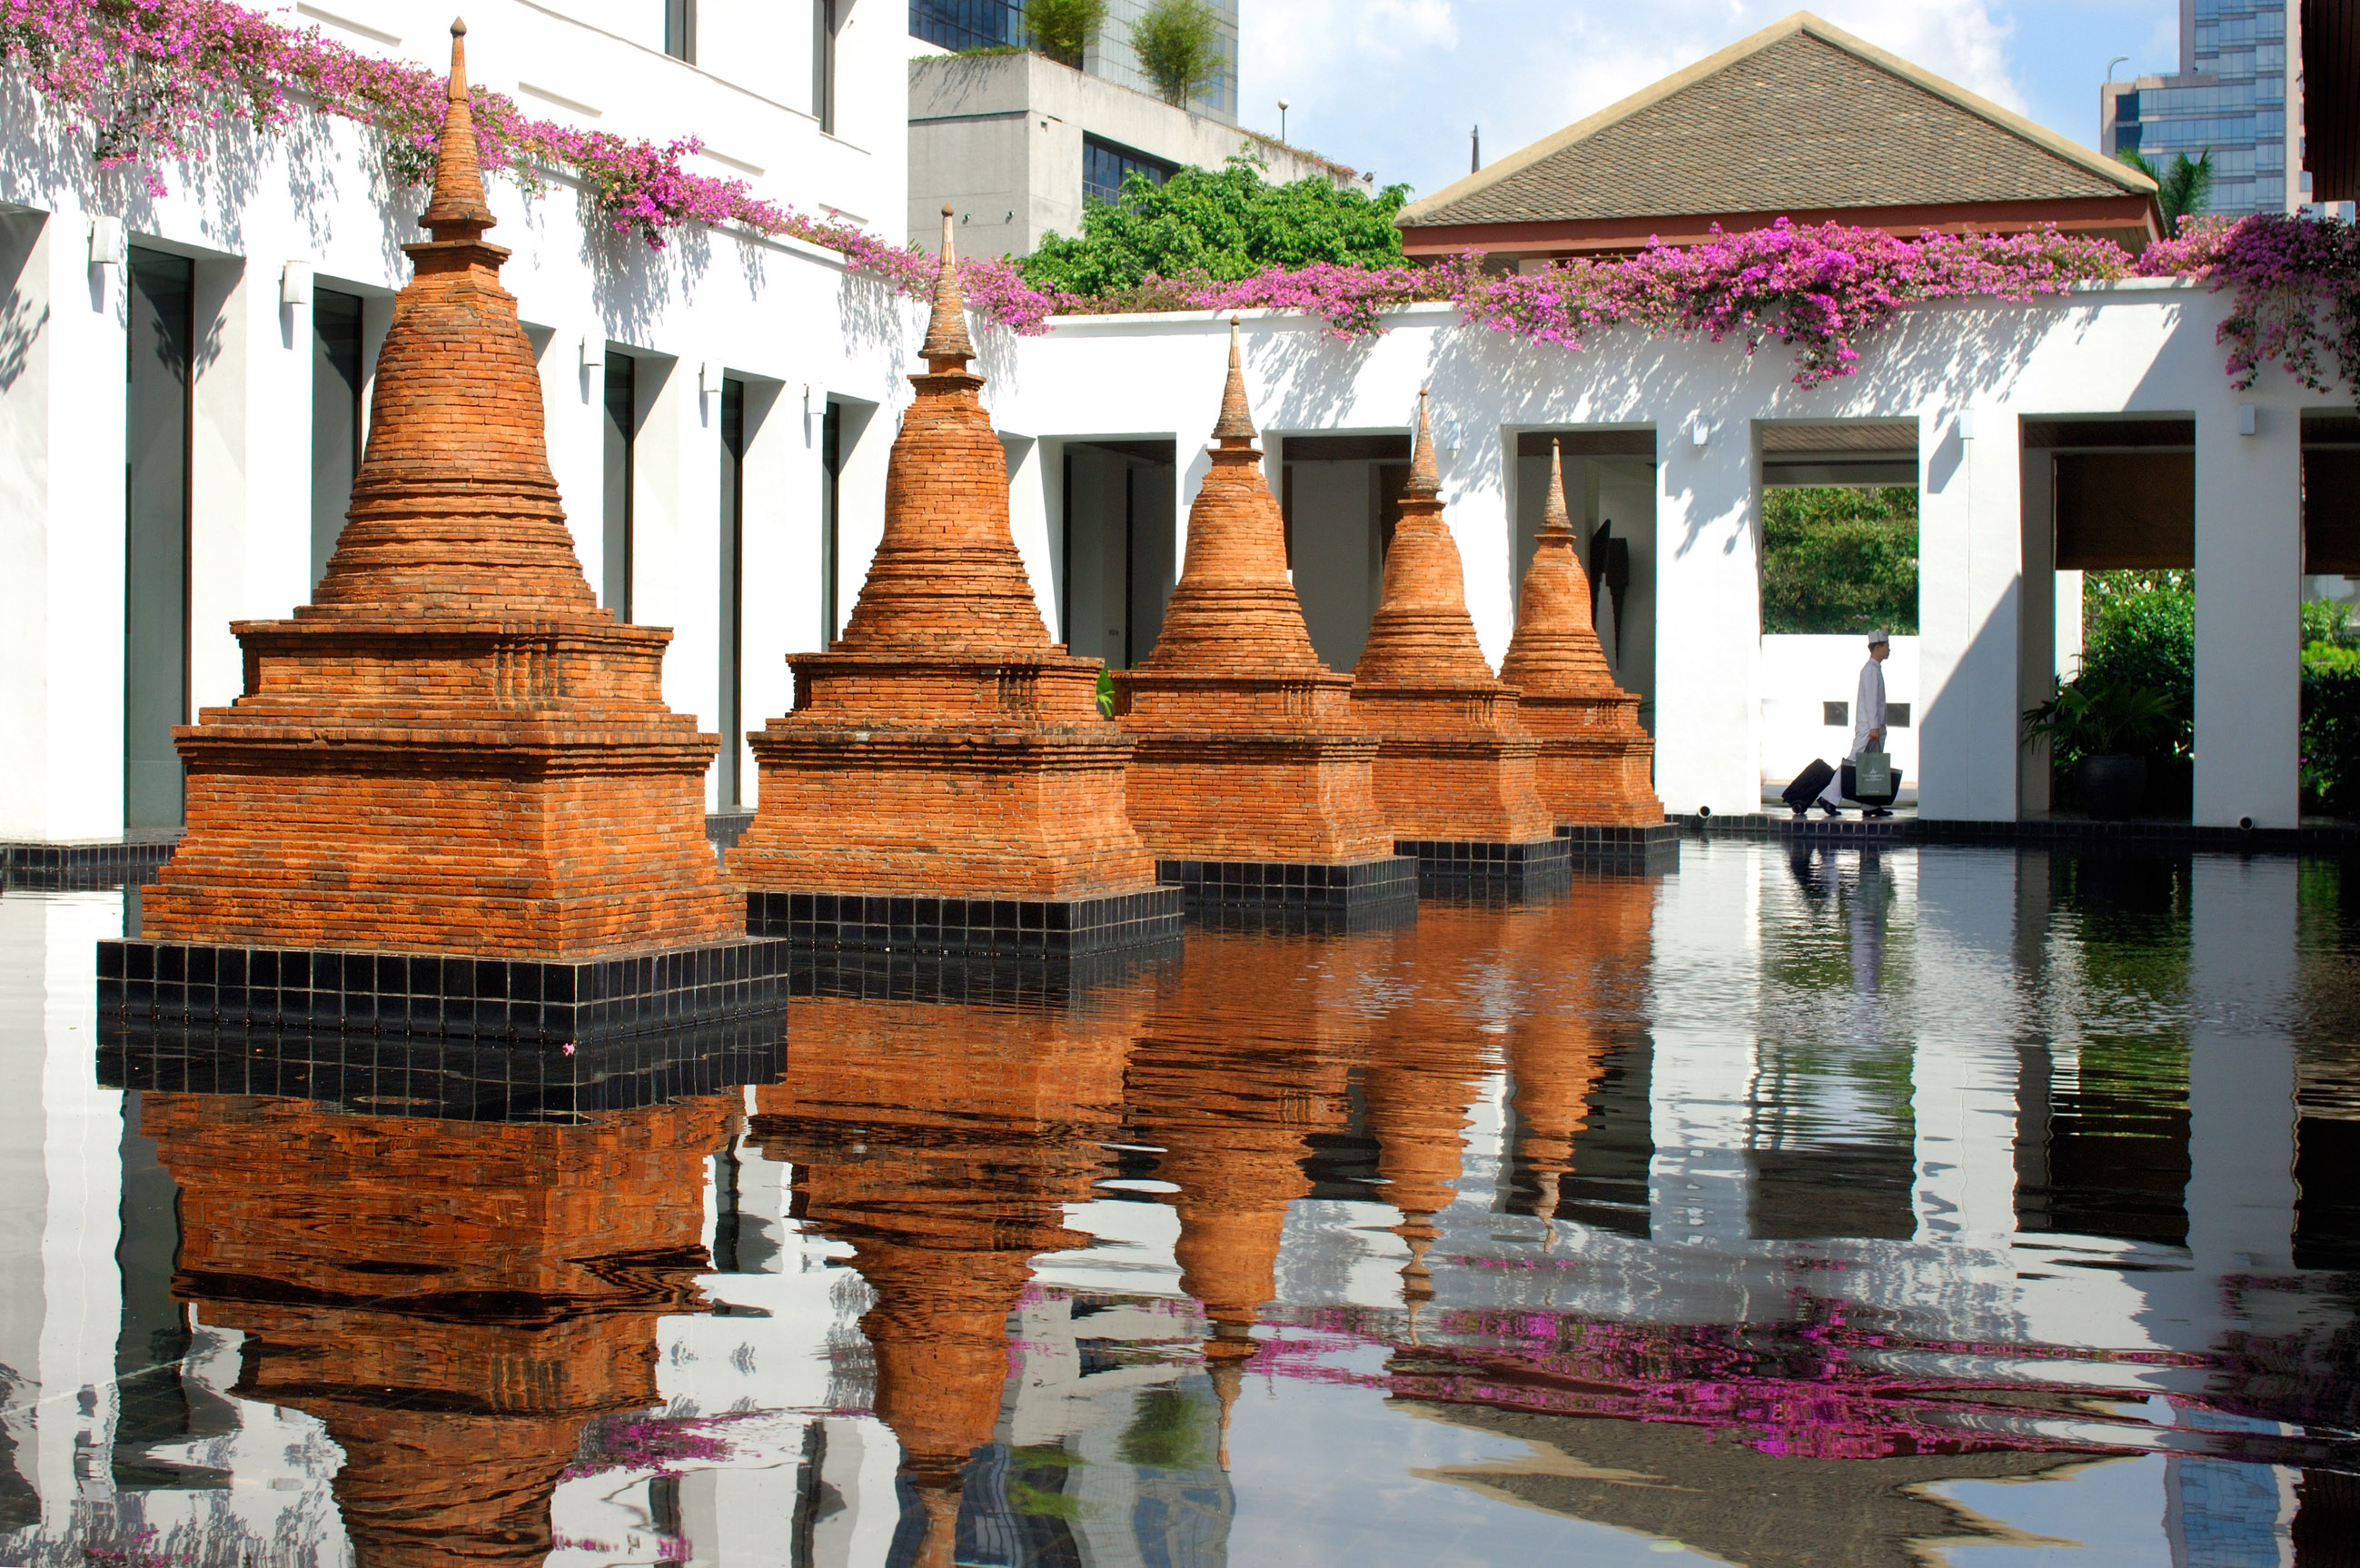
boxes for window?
[1083,135,1175,207]
[603,355,636,620]
[820,400,843,646]
[910,0,1022,51]
[813,0,838,134]
[126,247,193,829]
[719,378,746,807]
[311,288,364,590]
[1824,701,1849,728]
[665,0,694,61]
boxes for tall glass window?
[125,247,193,829]
[310,288,363,589]
[820,399,842,647]
[813,0,838,133]
[909,0,1021,51]
[719,377,746,808]
[602,355,636,621]
[1083,135,1175,207]
[665,0,695,61]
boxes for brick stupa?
[113,23,769,1041]
[1111,320,1414,925]
[1349,391,1570,894]
[1499,441,1671,861]
[730,209,1178,958]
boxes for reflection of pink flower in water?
[564,1411,739,1480]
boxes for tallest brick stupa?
[117,23,763,1040]
[729,209,1176,958]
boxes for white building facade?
[0,7,2336,847]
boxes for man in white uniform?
[1818,629,1890,818]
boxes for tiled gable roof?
[1401,14,2151,230]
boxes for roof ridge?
[1398,10,2153,229]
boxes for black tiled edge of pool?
[1398,836,1578,899]
[95,938,790,1046]
[4,834,179,891]
[1157,856,1421,914]
[96,1014,788,1120]
[746,886,1185,958]
[1554,822,1683,870]
[1677,813,2360,854]
[789,942,1182,1007]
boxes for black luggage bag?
[1782,759,1836,814]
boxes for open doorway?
[1060,440,1175,669]
[1277,432,1411,672]
[1754,421,1920,809]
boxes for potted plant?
[2021,677,2175,819]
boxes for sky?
[1237,0,2185,201]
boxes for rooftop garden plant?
[1129,0,1223,107]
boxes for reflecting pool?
[3,842,2356,1565]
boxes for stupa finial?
[1406,388,1440,499]
[1212,313,1257,447]
[920,203,977,372]
[1541,438,1576,540]
[419,19,497,242]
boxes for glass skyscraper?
[2099,0,2302,217]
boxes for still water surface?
[3,842,2357,1565]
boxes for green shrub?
[1026,0,1105,65]
[2304,640,2360,816]
[1020,157,1409,293]
[1130,0,1222,105]
[1758,487,1918,635]
[2077,580,2195,758]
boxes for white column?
[538,325,607,592]
[2194,405,2302,827]
[1443,424,1515,670]
[1651,417,1759,815]
[736,379,815,805]
[1004,432,1058,632]
[1917,407,2023,821]
[188,258,254,718]
[0,206,129,842]
[645,358,724,806]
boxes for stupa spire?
[919,203,977,371]
[1540,439,1578,541]
[1406,386,1441,498]
[1212,314,1257,446]
[420,20,496,242]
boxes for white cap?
[1867,629,1890,646]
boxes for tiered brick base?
[747,885,1181,958]
[99,1009,784,1120]
[98,934,786,1046]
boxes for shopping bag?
[1853,748,1894,800]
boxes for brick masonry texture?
[1350,392,1558,845]
[1113,323,1400,868]
[142,1087,730,1565]
[729,213,1160,906]
[136,27,741,960]
[1499,442,1665,829]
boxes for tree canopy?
[2118,148,2216,228]
[1019,157,1410,294]
[1759,486,1919,636]
[1025,0,1104,66]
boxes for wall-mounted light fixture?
[580,335,604,374]
[89,215,125,268]
[1957,410,1978,442]
[280,260,313,308]
[699,360,722,402]
[2237,402,2257,437]
[1689,414,1710,448]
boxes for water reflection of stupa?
[1127,929,1372,1441]
[140,1092,730,1565]
[748,976,1157,1564]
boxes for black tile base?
[95,937,789,1047]
[1678,811,2360,855]
[746,885,1185,958]
[1155,856,1419,931]
[5,831,180,891]
[1675,811,1914,844]
[96,1011,787,1121]
[1396,837,1576,899]
[1554,822,1682,871]
[789,942,1180,1007]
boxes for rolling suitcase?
[1782,759,1836,814]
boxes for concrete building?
[908,49,1361,258]
[909,0,1240,123]
[2100,0,2305,216]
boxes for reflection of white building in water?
[4,841,2351,1562]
